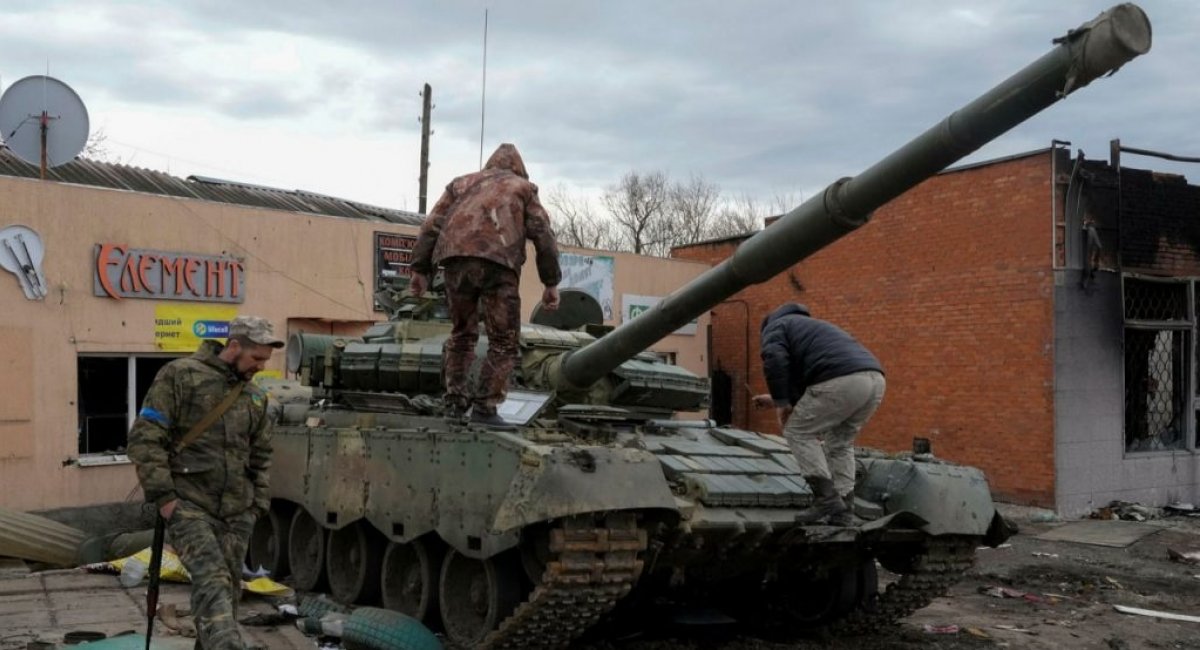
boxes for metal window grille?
[1123,277,1191,453]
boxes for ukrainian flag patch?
[138,407,170,427]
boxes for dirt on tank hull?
[254,5,1151,647]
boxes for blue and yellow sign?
[154,305,239,352]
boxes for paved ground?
[3,509,1200,649]
[0,567,313,649]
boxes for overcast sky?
[0,1,1195,213]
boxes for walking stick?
[145,513,166,650]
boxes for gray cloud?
[1,0,1194,205]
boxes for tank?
[253,6,1151,648]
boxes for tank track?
[831,536,977,636]
[482,513,647,649]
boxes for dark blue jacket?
[760,303,883,407]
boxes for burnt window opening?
[77,355,180,456]
[1122,277,1191,453]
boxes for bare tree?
[709,193,765,239]
[602,171,669,255]
[83,127,117,163]
[545,184,616,250]
[665,173,722,249]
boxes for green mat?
[65,633,193,649]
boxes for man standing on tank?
[127,316,283,650]
[410,143,562,427]
[754,304,885,526]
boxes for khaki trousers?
[782,370,886,497]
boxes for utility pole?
[418,83,432,214]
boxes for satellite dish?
[0,75,89,172]
[531,289,605,331]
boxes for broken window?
[77,355,179,457]
[1123,277,1191,453]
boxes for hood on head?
[483,143,528,179]
[760,302,810,333]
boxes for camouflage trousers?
[782,371,886,498]
[443,257,521,416]
[167,499,256,650]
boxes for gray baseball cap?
[228,315,285,348]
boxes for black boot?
[469,407,516,430]
[795,476,848,525]
[828,493,861,527]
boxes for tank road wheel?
[327,520,386,605]
[791,560,878,627]
[248,503,292,579]
[288,508,328,592]
[382,538,444,622]
[438,549,522,648]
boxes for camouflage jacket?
[411,143,562,287]
[127,340,272,519]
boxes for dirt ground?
[580,512,1200,650]
[4,510,1200,649]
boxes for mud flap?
[982,510,1019,547]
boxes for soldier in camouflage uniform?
[127,316,284,650]
[411,143,562,427]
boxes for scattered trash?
[242,564,271,579]
[157,603,196,638]
[1104,576,1124,590]
[978,586,1046,603]
[965,627,989,639]
[1168,548,1200,565]
[278,604,299,616]
[1164,502,1198,516]
[96,548,292,597]
[1030,512,1059,523]
[922,624,960,634]
[1113,604,1200,624]
[1032,552,1059,559]
[994,624,1037,634]
[1090,500,1160,522]
[977,543,1013,551]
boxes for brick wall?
[675,152,1057,505]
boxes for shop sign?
[374,231,417,311]
[622,293,698,335]
[153,304,239,351]
[93,244,245,303]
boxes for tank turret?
[261,7,1151,648]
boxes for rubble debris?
[1091,501,1160,521]
[1164,502,1198,516]
[994,624,1038,634]
[977,543,1013,550]
[1113,604,1200,623]
[979,586,1046,603]
[1168,548,1200,565]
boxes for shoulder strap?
[176,382,245,452]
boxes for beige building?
[0,151,710,512]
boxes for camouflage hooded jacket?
[411,143,562,286]
[127,340,271,519]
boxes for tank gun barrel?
[559,3,1151,390]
